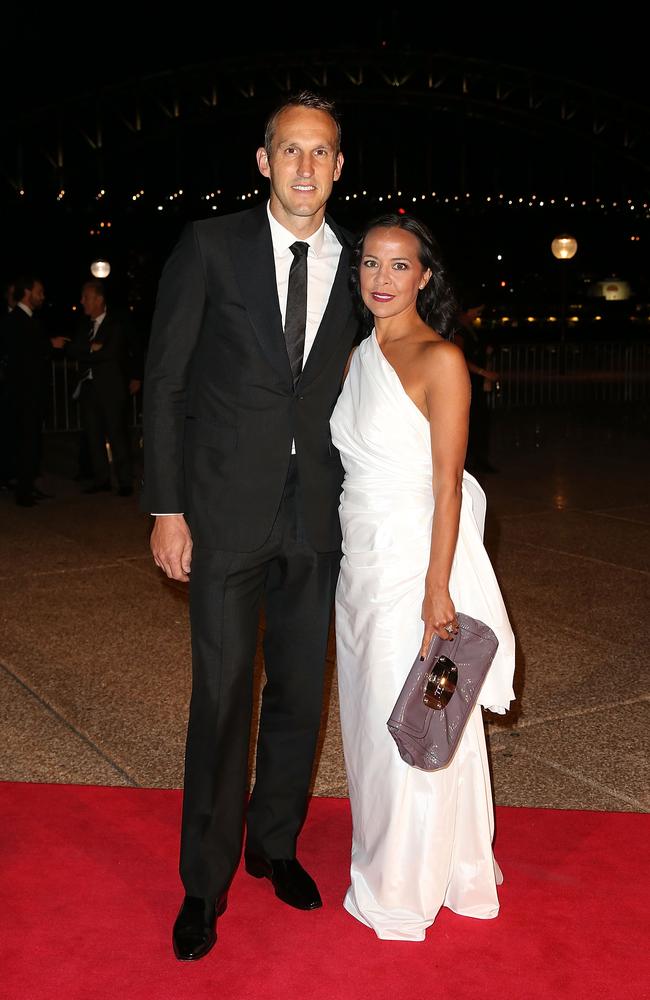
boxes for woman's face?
[359,227,432,320]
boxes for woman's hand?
[420,584,459,657]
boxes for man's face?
[27,281,45,311]
[256,106,343,231]
[80,286,103,318]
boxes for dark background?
[3,14,646,111]
[2,11,648,341]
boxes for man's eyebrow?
[278,139,335,148]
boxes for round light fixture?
[90,260,111,278]
[551,236,578,260]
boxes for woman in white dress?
[330,214,515,941]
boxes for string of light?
[13,186,650,222]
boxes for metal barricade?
[45,359,142,430]
[44,345,650,429]
[489,342,650,409]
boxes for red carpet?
[1,783,647,1000]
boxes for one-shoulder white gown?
[330,331,515,941]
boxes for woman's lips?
[371,293,395,302]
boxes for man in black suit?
[143,91,358,961]
[0,280,17,490]
[68,279,141,496]
[5,276,68,506]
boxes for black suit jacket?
[141,203,359,552]
[5,305,51,406]
[68,309,142,396]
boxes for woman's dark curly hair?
[350,213,458,339]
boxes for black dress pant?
[80,380,133,488]
[180,457,340,900]
[0,379,16,485]
[13,392,43,499]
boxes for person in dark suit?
[0,280,17,490]
[67,279,141,496]
[5,275,68,506]
[142,91,358,962]
[455,304,500,475]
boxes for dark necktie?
[74,321,96,398]
[284,241,309,383]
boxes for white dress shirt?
[154,203,342,515]
[90,310,107,338]
[267,203,342,455]
[266,202,342,370]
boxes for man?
[0,280,17,490]
[4,276,68,506]
[68,279,141,496]
[143,91,358,962]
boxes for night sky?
[2,14,646,111]
[1,13,647,331]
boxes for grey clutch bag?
[387,612,499,771]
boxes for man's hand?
[129,378,142,395]
[50,336,70,349]
[150,514,193,582]
[90,341,103,352]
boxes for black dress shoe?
[32,487,54,499]
[16,493,37,507]
[172,894,227,962]
[116,485,133,496]
[244,854,322,910]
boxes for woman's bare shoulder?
[420,338,467,382]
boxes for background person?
[67,279,141,496]
[455,303,500,475]
[5,275,68,506]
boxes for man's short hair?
[13,275,41,301]
[264,90,341,155]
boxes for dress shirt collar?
[266,201,326,258]
[17,302,33,318]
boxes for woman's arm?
[419,341,471,656]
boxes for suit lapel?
[299,242,354,389]
[230,204,355,387]
[300,214,355,389]
[230,205,293,384]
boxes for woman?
[330,214,515,941]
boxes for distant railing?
[44,342,650,430]
[488,341,650,409]
[44,360,142,431]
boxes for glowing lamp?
[90,260,111,278]
[551,235,578,260]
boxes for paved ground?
[1,404,648,811]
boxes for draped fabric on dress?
[330,330,515,941]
